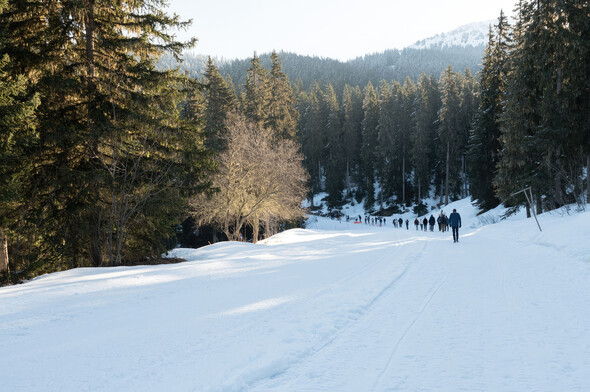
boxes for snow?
[408,21,492,50]
[1,199,590,391]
